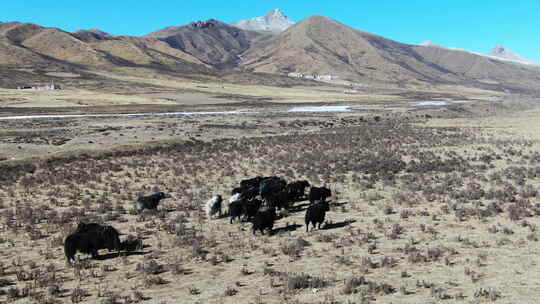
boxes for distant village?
[287,72,338,81]
[16,81,61,91]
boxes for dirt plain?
[1,82,540,304]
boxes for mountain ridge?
[1,14,540,94]
[241,15,540,93]
[417,40,539,66]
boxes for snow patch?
[414,100,476,107]
[414,101,448,106]
[288,106,351,112]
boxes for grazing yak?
[228,197,263,223]
[260,176,287,202]
[135,192,169,212]
[286,180,311,200]
[205,195,223,219]
[64,225,122,264]
[242,198,263,221]
[240,176,266,189]
[305,200,330,232]
[228,200,244,224]
[75,222,106,234]
[75,222,121,238]
[252,207,277,235]
[308,186,332,204]
[231,186,259,201]
[265,190,295,210]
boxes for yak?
[205,195,223,219]
[64,225,121,264]
[305,200,330,232]
[252,207,277,235]
[135,192,169,212]
[308,186,332,204]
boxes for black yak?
[240,176,266,189]
[242,198,263,221]
[64,226,121,264]
[305,200,330,232]
[265,190,295,210]
[308,186,332,204]
[228,200,244,224]
[252,207,277,235]
[260,176,287,203]
[135,192,169,212]
[75,222,106,234]
[286,180,311,200]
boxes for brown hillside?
[241,15,458,85]
[0,22,212,76]
[241,15,540,93]
[413,45,540,91]
[22,28,108,66]
[146,19,271,68]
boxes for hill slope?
[241,15,462,85]
[146,19,269,68]
[0,22,210,70]
[242,15,540,92]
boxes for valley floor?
[1,95,540,303]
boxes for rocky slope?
[146,19,268,68]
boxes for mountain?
[418,41,539,67]
[231,9,295,33]
[0,21,215,88]
[1,15,540,94]
[0,21,211,69]
[146,19,269,68]
[241,15,540,93]
[241,15,459,85]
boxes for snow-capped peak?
[418,41,539,66]
[231,8,295,33]
[418,40,442,48]
[486,45,532,64]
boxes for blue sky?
[2,0,538,61]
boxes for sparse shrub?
[286,273,328,291]
[224,286,238,296]
[136,260,164,275]
[188,286,200,295]
[143,275,167,287]
[70,287,87,303]
[474,288,501,301]
[280,237,310,258]
[342,276,366,294]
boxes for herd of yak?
[64,176,332,265]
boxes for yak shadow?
[322,219,356,230]
[94,250,150,261]
[288,202,310,212]
[273,223,302,234]
[330,201,348,207]
[290,199,337,213]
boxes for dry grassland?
[1,100,540,304]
